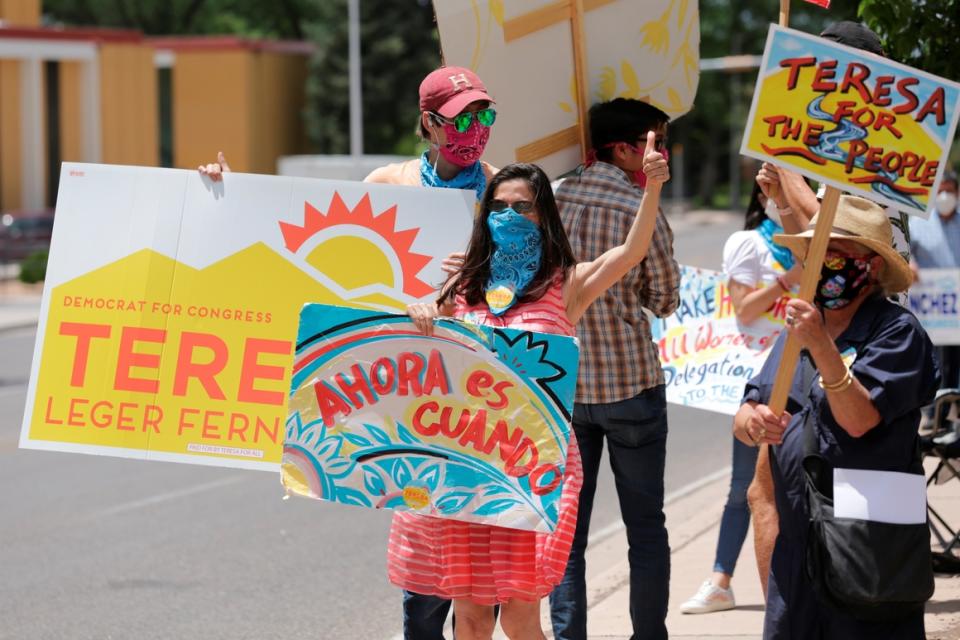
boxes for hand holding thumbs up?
[198,151,231,182]
[641,130,670,188]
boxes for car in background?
[0,210,55,263]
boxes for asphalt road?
[0,213,742,640]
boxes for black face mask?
[814,253,872,310]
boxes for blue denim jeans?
[713,437,759,576]
[549,385,670,640]
[402,591,450,640]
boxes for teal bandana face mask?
[484,207,543,315]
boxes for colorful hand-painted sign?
[907,268,960,345]
[283,303,579,532]
[651,265,790,414]
[741,24,960,215]
[19,163,474,470]
[434,0,700,177]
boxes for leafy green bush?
[19,250,48,284]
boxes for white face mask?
[764,199,782,226]
[936,191,958,217]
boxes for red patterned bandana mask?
[438,122,490,167]
[585,142,669,189]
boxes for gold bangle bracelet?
[819,368,853,392]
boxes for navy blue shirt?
[742,294,939,639]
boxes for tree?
[671,0,861,208]
[42,0,319,38]
[859,0,959,81]
[303,0,439,155]
[859,0,960,168]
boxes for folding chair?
[921,388,960,572]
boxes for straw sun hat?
[773,195,913,294]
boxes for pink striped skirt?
[386,435,583,605]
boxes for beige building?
[0,0,311,212]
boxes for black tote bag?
[801,398,935,621]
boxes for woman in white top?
[680,181,801,614]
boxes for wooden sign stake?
[768,0,791,203]
[779,0,790,28]
[767,185,841,414]
[570,0,591,161]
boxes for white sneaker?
[679,580,736,614]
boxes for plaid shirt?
[557,161,680,404]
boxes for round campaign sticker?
[485,285,515,313]
[403,485,431,509]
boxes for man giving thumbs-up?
[550,99,680,640]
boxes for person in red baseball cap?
[365,65,498,203]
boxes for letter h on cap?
[449,73,472,91]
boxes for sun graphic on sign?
[279,192,434,308]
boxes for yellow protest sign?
[741,25,960,215]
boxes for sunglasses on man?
[430,108,497,133]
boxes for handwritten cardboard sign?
[651,265,791,414]
[742,24,960,215]
[282,303,579,531]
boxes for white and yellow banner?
[19,163,474,470]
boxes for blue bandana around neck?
[757,218,795,271]
[484,207,543,315]
[419,151,487,202]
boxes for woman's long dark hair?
[744,182,768,231]
[439,163,577,307]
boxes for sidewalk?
[538,461,960,639]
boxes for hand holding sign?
[441,252,466,275]
[407,302,439,337]
[783,298,829,349]
[198,151,231,182]
[642,131,670,188]
[752,404,789,446]
[756,162,788,209]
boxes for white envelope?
[833,467,927,525]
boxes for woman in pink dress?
[393,137,669,640]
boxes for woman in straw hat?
[732,195,939,639]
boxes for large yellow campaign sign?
[20,164,474,470]
[742,25,960,215]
